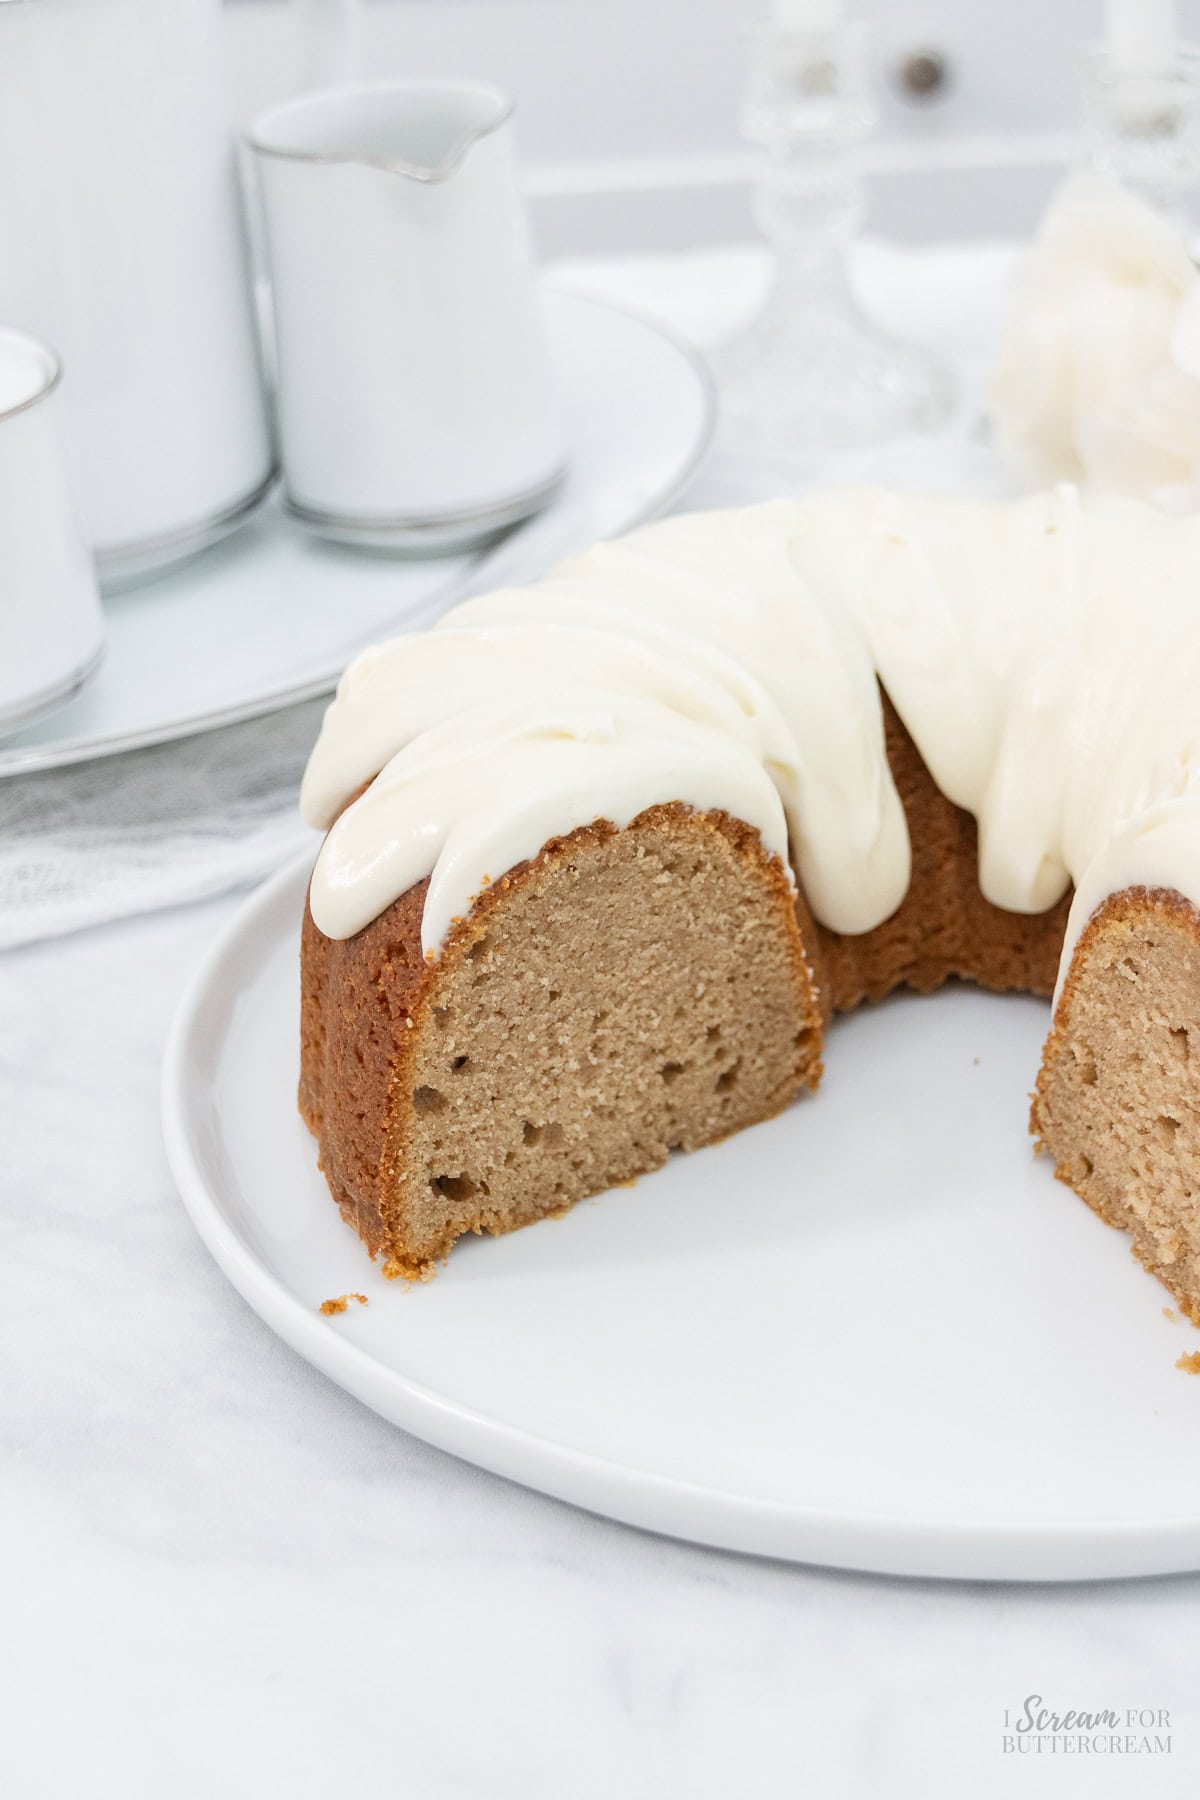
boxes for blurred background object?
[987,1,1200,506]
[0,327,103,734]
[707,6,955,474]
[224,0,1199,253]
[0,0,277,586]
[990,173,1200,504]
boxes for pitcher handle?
[294,0,362,91]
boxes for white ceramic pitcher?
[0,0,358,587]
[249,81,566,554]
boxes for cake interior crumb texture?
[392,811,820,1275]
[1034,891,1200,1323]
[301,806,823,1279]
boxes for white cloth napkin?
[0,240,1019,951]
[0,702,322,950]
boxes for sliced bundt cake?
[301,807,822,1275]
[298,485,1200,1313]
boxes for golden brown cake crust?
[300,867,431,1257]
[814,697,1072,1011]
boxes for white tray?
[162,854,1200,1582]
[0,290,713,777]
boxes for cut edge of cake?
[300,804,824,1279]
[1032,887,1200,1322]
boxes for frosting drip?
[303,484,1200,990]
[310,691,790,955]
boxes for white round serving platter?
[0,290,713,777]
[162,854,1200,1583]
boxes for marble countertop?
[3,887,1198,1798]
[4,240,1198,1796]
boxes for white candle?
[1104,0,1175,76]
[773,0,843,34]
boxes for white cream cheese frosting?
[303,484,1200,995]
[310,690,791,955]
[990,172,1200,505]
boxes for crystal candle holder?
[1079,46,1200,223]
[709,15,953,478]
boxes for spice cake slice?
[300,805,823,1278]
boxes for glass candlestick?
[1079,46,1200,225]
[709,16,953,476]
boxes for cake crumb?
[1164,1307,1177,1322]
[1175,1351,1200,1374]
[319,1292,368,1316]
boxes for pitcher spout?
[249,80,515,184]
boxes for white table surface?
[5,896,1200,1796]
[4,244,1199,1797]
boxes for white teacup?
[0,328,104,735]
[0,0,281,589]
[248,81,566,554]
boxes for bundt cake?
[298,484,1200,1317]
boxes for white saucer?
[0,290,714,778]
[162,854,1200,1583]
